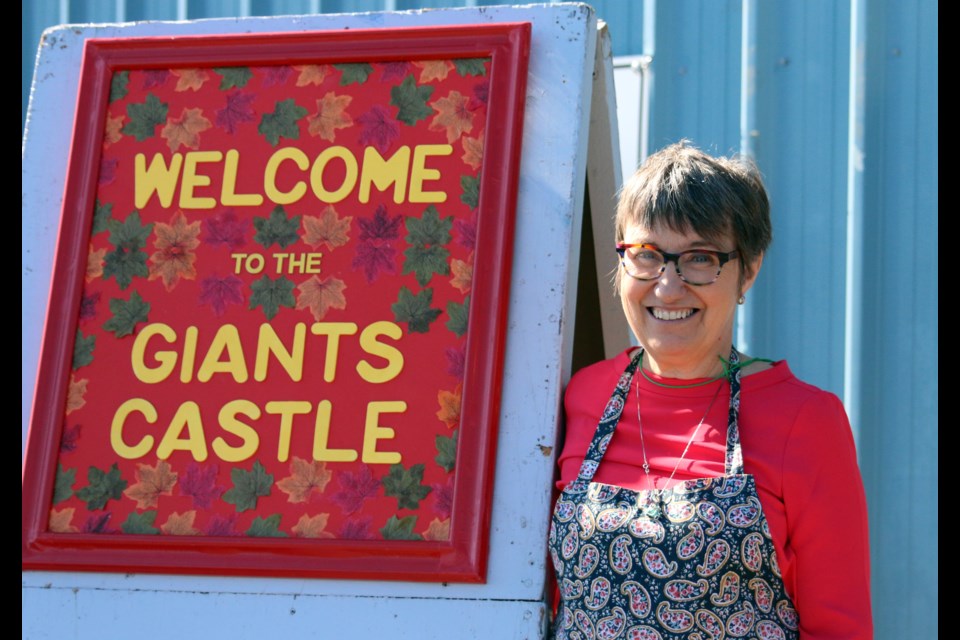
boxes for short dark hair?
[615,141,772,282]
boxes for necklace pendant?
[640,492,661,519]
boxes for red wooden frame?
[22,23,530,582]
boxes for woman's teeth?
[651,308,694,320]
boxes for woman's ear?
[739,251,764,297]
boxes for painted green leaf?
[103,291,151,338]
[453,58,488,77]
[92,200,113,235]
[390,75,434,126]
[249,275,296,321]
[223,461,274,512]
[108,210,154,250]
[122,93,169,141]
[446,295,469,338]
[215,66,253,90]
[53,464,76,505]
[402,244,450,286]
[405,206,452,246]
[110,71,129,102]
[102,248,149,290]
[391,286,441,334]
[381,463,431,511]
[121,510,160,535]
[435,430,457,473]
[460,173,480,209]
[253,206,301,249]
[246,514,288,537]
[76,463,127,511]
[380,515,423,541]
[73,330,95,370]
[258,98,307,146]
[335,63,374,86]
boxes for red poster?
[22,24,529,582]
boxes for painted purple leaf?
[258,66,293,87]
[432,479,454,518]
[216,91,257,134]
[82,512,116,534]
[206,513,239,536]
[203,209,249,248]
[339,517,374,540]
[454,216,477,250]
[60,423,82,453]
[357,204,403,241]
[99,157,118,185]
[78,292,101,321]
[199,274,245,317]
[469,79,489,111]
[352,242,398,283]
[332,465,381,515]
[143,70,170,89]
[380,61,412,83]
[357,104,400,154]
[179,462,226,509]
[445,344,466,380]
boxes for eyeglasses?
[616,243,739,285]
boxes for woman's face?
[619,222,761,378]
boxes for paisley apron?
[549,349,800,640]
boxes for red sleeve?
[780,392,873,639]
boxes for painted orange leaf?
[86,246,106,281]
[124,459,178,509]
[461,130,484,169]
[303,205,352,250]
[429,91,474,143]
[103,113,124,146]
[161,107,212,152]
[450,257,473,294]
[294,65,329,87]
[149,210,201,290]
[292,513,336,539]
[66,375,88,414]
[413,60,454,82]
[307,92,353,142]
[49,507,78,533]
[172,68,210,92]
[423,517,450,541]
[296,275,347,321]
[277,457,333,503]
[436,385,462,429]
[161,511,200,535]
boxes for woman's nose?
[655,261,687,298]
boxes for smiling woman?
[549,142,873,639]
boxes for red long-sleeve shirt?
[557,349,873,639]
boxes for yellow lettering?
[309,322,359,382]
[254,323,305,382]
[130,323,178,383]
[310,146,358,203]
[180,326,198,383]
[221,149,264,206]
[197,324,248,383]
[110,398,157,459]
[359,146,410,204]
[361,401,405,464]
[265,401,312,463]
[212,400,261,462]
[179,151,222,209]
[264,147,309,204]
[356,321,404,383]
[311,400,358,462]
[409,144,452,203]
[135,152,183,209]
[156,401,208,461]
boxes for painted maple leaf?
[249,275,296,320]
[352,243,398,284]
[357,204,403,242]
[294,64,329,86]
[277,457,333,503]
[435,430,457,472]
[436,385,462,429]
[60,423,82,452]
[413,60,454,83]
[339,517,374,540]
[123,459,178,509]
[149,211,201,290]
[380,61,412,83]
[292,513,336,539]
[469,80,490,110]
[205,513,238,536]
[143,69,169,88]
[307,92,353,142]
[392,286,441,333]
[429,91,475,143]
[332,465,380,515]
[110,71,129,102]
[445,344,466,380]
[86,246,106,281]
[302,206,352,250]
[199,274,245,317]
[161,107,212,152]
[66,375,88,414]
[432,478,454,518]
[450,256,473,294]
[380,515,422,541]
[259,98,307,146]
[260,65,293,87]
[382,463,431,511]
[216,91,257,134]
[461,130,484,169]
[79,292,100,321]
[455,215,477,250]
[357,104,400,154]
[99,157,118,185]
[103,113,124,146]
[81,513,115,534]
[203,208,249,249]
[296,275,347,321]
[161,511,200,536]
[179,462,225,509]
[102,292,151,338]
[48,507,79,533]
[172,68,210,92]
[423,517,450,541]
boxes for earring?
[737,295,746,305]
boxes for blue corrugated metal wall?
[22,1,938,636]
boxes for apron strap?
[724,348,744,476]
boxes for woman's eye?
[685,252,716,265]
[633,249,660,262]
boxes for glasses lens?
[622,246,664,279]
[678,251,722,284]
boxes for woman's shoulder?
[566,349,635,396]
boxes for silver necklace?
[634,360,725,518]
